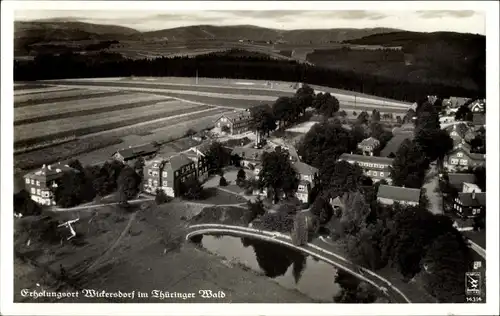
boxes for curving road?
[185,223,411,303]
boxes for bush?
[237,168,246,181]
[14,190,42,217]
[219,176,228,187]
[155,189,172,205]
[180,177,205,200]
[221,125,231,133]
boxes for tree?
[155,188,171,205]
[250,104,277,137]
[403,108,416,124]
[455,105,473,121]
[396,115,402,124]
[180,177,204,200]
[310,194,334,225]
[206,141,231,174]
[117,166,141,205]
[371,109,381,122]
[291,212,309,246]
[273,96,296,128]
[14,190,42,216]
[340,191,371,235]
[338,110,347,118]
[245,198,265,223]
[420,232,470,302]
[297,121,356,168]
[219,175,228,186]
[221,125,231,133]
[313,92,340,117]
[320,160,364,198]
[351,123,366,145]
[53,170,93,208]
[357,111,370,125]
[237,168,246,182]
[473,166,486,191]
[415,128,454,162]
[295,83,315,114]
[258,150,299,202]
[390,139,429,188]
[470,133,486,154]
[134,157,145,179]
[93,160,125,196]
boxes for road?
[422,165,443,215]
[185,223,411,303]
[467,240,486,259]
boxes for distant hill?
[142,25,400,43]
[308,31,486,91]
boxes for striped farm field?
[14,86,79,96]
[14,89,127,108]
[14,102,213,148]
[15,93,171,124]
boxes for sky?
[14,10,486,35]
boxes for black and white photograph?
[1,1,499,315]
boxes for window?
[31,188,36,194]
[25,178,30,184]
[460,159,468,165]
[372,171,378,176]
[451,159,458,165]
[457,152,463,158]
[472,209,477,215]
[153,180,158,186]
[36,189,41,196]
[148,170,153,176]
[153,163,158,168]
[366,170,372,176]
[148,179,153,185]
[380,172,384,177]
[42,191,49,198]
[31,179,35,185]
[162,171,168,178]
[36,180,40,186]
[477,209,481,214]
[152,171,159,177]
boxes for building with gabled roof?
[357,137,380,156]
[447,173,477,191]
[113,143,158,164]
[377,185,421,206]
[23,163,78,206]
[143,153,197,197]
[472,113,486,128]
[215,109,253,135]
[443,141,486,172]
[454,191,486,218]
[338,153,394,184]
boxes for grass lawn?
[197,187,247,205]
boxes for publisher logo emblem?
[465,272,481,296]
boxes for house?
[338,153,394,184]
[23,163,77,206]
[443,97,470,109]
[443,141,486,172]
[377,185,421,206]
[472,113,486,128]
[357,137,380,156]
[292,161,319,203]
[143,153,196,197]
[214,110,253,135]
[453,191,486,218]
[462,182,482,193]
[231,146,268,169]
[113,143,158,164]
[447,173,476,191]
[468,99,485,113]
[182,142,211,182]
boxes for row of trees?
[14,51,483,102]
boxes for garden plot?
[15,93,170,123]
[13,86,77,96]
[15,100,204,143]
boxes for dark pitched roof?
[231,146,267,161]
[24,163,77,181]
[339,153,394,165]
[449,143,485,162]
[169,153,193,171]
[380,133,412,157]
[448,173,476,190]
[377,185,421,203]
[458,192,486,207]
[473,113,485,126]
[358,137,380,147]
[445,123,468,139]
[116,143,158,160]
[220,110,252,123]
[292,161,318,175]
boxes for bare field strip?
[15,101,203,142]
[15,104,212,147]
[14,90,127,108]
[14,108,228,170]
[14,84,51,91]
[14,86,79,96]
[43,80,296,98]
[47,77,410,105]
[15,94,170,123]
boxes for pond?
[193,234,343,302]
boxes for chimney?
[42,164,46,169]
[47,165,52,170]
[472,190,476,200]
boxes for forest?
[14,49,484,102]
